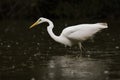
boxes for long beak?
[29,21,39,29]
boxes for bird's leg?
[78,42,82,52]
[78,42,85,57]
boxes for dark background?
[0,0,120,20]
[0,0,120,45]
[0,0,120,36]
[0,0,120,80]
[0,0,120,54]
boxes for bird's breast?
[58,36,73,46]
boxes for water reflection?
[34,56,108,80]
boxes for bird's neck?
[46,19,61,43]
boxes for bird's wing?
[61,25,82,36]
[61,24,100,41]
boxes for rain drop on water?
[31,77,35,80]
[104,70,109,74]
[115,46,119,49]
[7,45,11,48]
[0,42,3,46]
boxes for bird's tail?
[97,23,108,28]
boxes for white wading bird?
[30,17,108,51]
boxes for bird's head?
[29,17,47,29]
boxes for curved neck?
[46,19,60,43]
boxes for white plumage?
[30,17,108,50]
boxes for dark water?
[0,20,120,80]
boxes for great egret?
[30,17,108,50]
